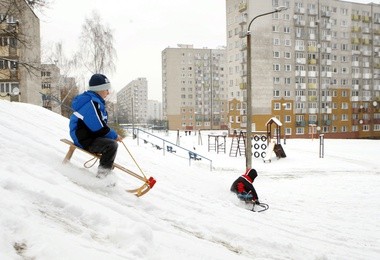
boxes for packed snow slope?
[0,100,379,260]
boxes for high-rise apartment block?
[117,78,148,124]
[162,44,228,130]
[0,0,41,105]
[227,0,380,138]
[41,64,61,114]
[147,100,162,122]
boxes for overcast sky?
[40,0,375,101]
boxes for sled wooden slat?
[60,138,155,197]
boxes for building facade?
[0,0,41,105]
[226,0,380,138]
[41,64,61,114]
[147,99,162,122]
[162,44,228,130]
[116,78,148,124]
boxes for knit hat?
[88,74,111,91]
[247,168,258,181]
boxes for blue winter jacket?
[69,91,117,149]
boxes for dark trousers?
[87,137,118,171]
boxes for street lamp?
[245,6,288,169]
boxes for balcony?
[295,70,306,77]
[352,14,361,21]
[295,20,306,26]
[309,108,317,114]
[351,26,361,33]
[295,8,305,14]
[239,83,247,90]
[362,27,371,34]
[238,2,247,12]
[323,120,332,126]
[296,58,307,64]
[296,83,307,89]
[296,96,307,102]
[351,96,359,102]
[239,17,247,25]
[362,16,371,23]
[308,46,317,52]
[351,38,360,44]
[308,96,317,102]
[322,108,332,114]
[296,121,306,126]
[321,71,332,77]
[308,9,317,15]
[361,38,371,45]
[322,35,331,41]
[321,11,331,17]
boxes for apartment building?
[147,100,162,122]
[0,0,41,105]
[41,64,61,114]
[226,0,380,138]
[162,44,228,130]
[116,78,148,124]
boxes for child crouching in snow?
[230,168,259,204]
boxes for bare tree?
[43,41,80,117]
[78,10,117,75]
[26,0,50,9]
[0,0,51,74]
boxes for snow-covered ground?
[0,100,379,260]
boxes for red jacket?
[230,168,258,200]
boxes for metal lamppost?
[245,6,288,169]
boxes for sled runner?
[60,138,156,197]
[250,202,269,212]
[242,200,269,212]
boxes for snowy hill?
[0,100,379,260]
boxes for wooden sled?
[60,138,156,197]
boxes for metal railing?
[131,128,213,171]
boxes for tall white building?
[162,44,228,130]
[226,0,380,138]
[116,78,148,124]
[147,100,162,122]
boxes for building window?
[273,77,280,84]
[272,25,280,32]
[363,125,370,131]
[284,39,291,46]
[273,51,280,58]
[296,127,304,135]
